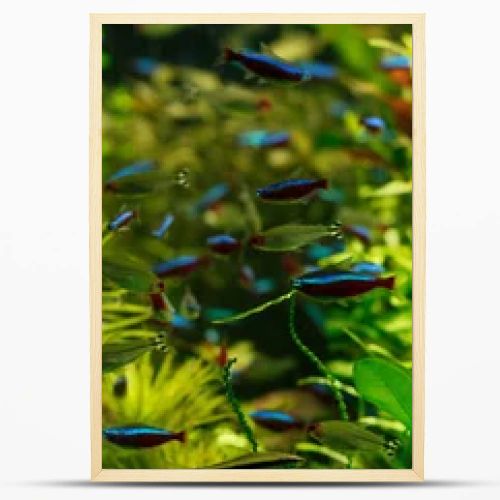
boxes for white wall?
[1,1,499,499]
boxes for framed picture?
[90,13,425,482]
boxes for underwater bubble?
[174,168,190,188]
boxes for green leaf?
[103,343,152,373]
[210,452,304,469]
[310,420,384,452]
[353,358,412,428]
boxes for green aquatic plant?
[102,351,248,468]
[101,22,414,469]
[222,358,258,452]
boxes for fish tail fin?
[177,430,187,443]
[381,275,396,290]
[318,178,328,190]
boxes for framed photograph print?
[90,13,425,482]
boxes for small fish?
[253,278,276,295]
[342,224,372,245]
[103,425,186,448]
[107,210,136,231]
[206,234,241,255]
[152,255,209,278]
[133,57,160,76]
[151,214,174,239]
[180,287,201,320]
[237,130,290,149]
[250,223,340,252]
[300,62,338,81]
[307,241,345,261]
[222,46,311,82]
[256,178,327,203]
[171,313,194,330]
[193,183,229,214]
[351,261,385,275]
[361,116,386,133]
[106,161,154,189]
[380,54,410,71]
[292,270,395,299]
[250,409,307,432]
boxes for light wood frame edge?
[90,12,425,483]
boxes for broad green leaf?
[353,358,412,428]
[210,451,304,469]
[310,420,385,452]
[368,38,409,56]
[103,342,152,373]
[295,442,349,466]
[360,180,412,198]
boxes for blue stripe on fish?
[292,270,395,298]
[194,183,229,213]
[361,116,386,132]
[107,161,154,183]
[133,57,160,76]
[237,130,290,148]
[351,261,385,275]
[300,62,338,81]
[171,313,194,330]
[224,48,310,82]
[107,210,136,231]
[103,425,186,447]
[206,234,240,254]
[256,178,327,202]
[152,214,174,239]
[250,409,305,431]
[380,55,410,70]
[153,255,208,278]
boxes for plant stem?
[222,358,258,452]
[212,290,295,324]
[288,294,349,421]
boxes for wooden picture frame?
[90,13,425,482]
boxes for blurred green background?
[101,23,413,470]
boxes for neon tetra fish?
[105,161,154,191]
[222,46,311,82]
[299,62,338,81]
[256,178,327,203]
[107,210,136,231]
[103,425,186,448]
[380,55,410,71]
[193,183,229,214]
[250,410,307,432]
[151,214,174,239]
[207,234,241,255]
[342,224,372,245]
[152,255,209,278]
[292,270,395,299]
[361,116,386,133]
[237,130,290,148]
